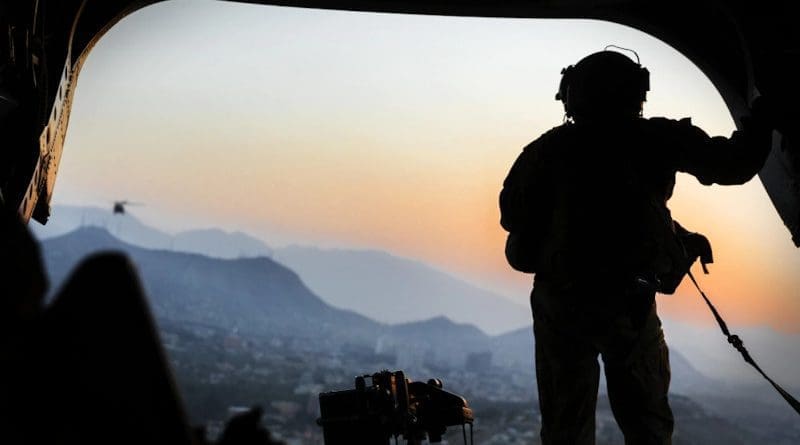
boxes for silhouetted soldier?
[500,50,772,445]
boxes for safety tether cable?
[686,270,800,416]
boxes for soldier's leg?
[532,282,601,445]
[602,303,674,445]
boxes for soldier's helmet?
[556,50,650,121]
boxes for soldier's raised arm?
[654,101,773,186]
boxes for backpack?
[505,231,539,274]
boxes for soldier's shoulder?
[643,115,690,125]
[642,116,695,132]
[522,123,573,153]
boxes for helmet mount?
[556,49,650,121]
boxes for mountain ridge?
[42,226,377,343]
[273,244,529,335]
[35,207,800,391]
[36,205,529,335]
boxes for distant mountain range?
[32,205,272,259]
[38,226,800,441]
[34,205,528,335]
[273,245,530,335]
[41,227,503,368]
[42,227,374,343]
[662,317,800,397]
[33,206,800,390]
[38,227,714,384]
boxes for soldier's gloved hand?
[682,232,713,274]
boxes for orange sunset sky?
[52,1,800,332]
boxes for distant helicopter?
[112,200,143,215]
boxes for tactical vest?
[516,121,688,292]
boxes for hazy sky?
[55,1,800,331]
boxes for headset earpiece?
[639,67,650,102]
[555,66,570,101]
[556,65,574,116]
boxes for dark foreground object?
[1,250,194,444]
[318,370,474,445]
[0,213,282,444]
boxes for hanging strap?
[686,270,800,416]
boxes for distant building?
[294,383,324,395]
[396,346,427,370]
[374,335,396,355]
[270,400,302,418]
[227,406,251,418]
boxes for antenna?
[604,44,641,64]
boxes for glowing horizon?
[53,1,800,332]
